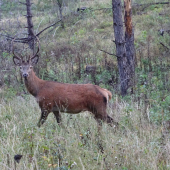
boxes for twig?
[91,8,111,11]
[79,157,85,170]
[134,2,170,7]
[36,20,61,36]
[36,18,44,35]
[112,40,116,43]
[160,42,170,51]
[99,49,118,57]
[19,1,27,5]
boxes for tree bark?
[124,0,135,91]
[0,0,2,21]
[112,0,135,96]
[26,0,35,51]
[112,0,129,96]
[57,0,64,29]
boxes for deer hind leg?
[53,111,61,124]
[37,110,50,127]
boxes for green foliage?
[98,21,112,29]
[94,28,105,33]
[96,69,112,84]
[2,52,11,58]
[1,1,18,13]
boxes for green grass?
[0,93,169,169]
[0,0,170,169]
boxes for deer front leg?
[37,110,50,127]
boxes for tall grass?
[0,0,170,169]
[0,93,169,169]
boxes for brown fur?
[13,57,115,127]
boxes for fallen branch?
[133,2,170,11]
[89,2,170,12]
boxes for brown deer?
[12,42,116,127]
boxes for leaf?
[48,164,57,167]
[42,145,49,150]
[42,156,47,160]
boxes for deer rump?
[37,82,111,115]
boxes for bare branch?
[135,2,170,7]
[160,42,170,51]
[133,2,170,11]
[36,20,61,36]
[1,19,62,44]
[19,1,27,5]
[0,34,28,42]
[112,40,116,43]
[91,8,111,11]
[99,49,119,57]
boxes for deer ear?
[13,56,21,66]
[31,55,39,65]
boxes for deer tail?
[106,89,112,101]
[102,88,112,102]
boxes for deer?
[12,40,116,128]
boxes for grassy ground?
[0,92,169,170]
[0,0,170,169]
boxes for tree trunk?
[0,0,2,21]
[112,0,129,96]
[124,0,135,92]
[112,0,135,96]
[26,0,35,51]
[57,0,64,29]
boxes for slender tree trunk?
[57,0,64,28]
[124,0,135,92]
[26,0,35,51]
[0,0,2,21]
[112,0,129,96]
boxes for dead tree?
[5,0,61,51]
[124,0,135,92]
[112,0,129,96]
[112,0,135,96]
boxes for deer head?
[12,38,40,79]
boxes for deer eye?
[30,66,33,69]
[20,66,22,69]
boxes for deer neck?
[24,70,44,97]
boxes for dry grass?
[0,0,170,169]
[0,92,169,170]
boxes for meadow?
[0,0,170,169]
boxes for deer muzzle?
[23,73,28,78]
